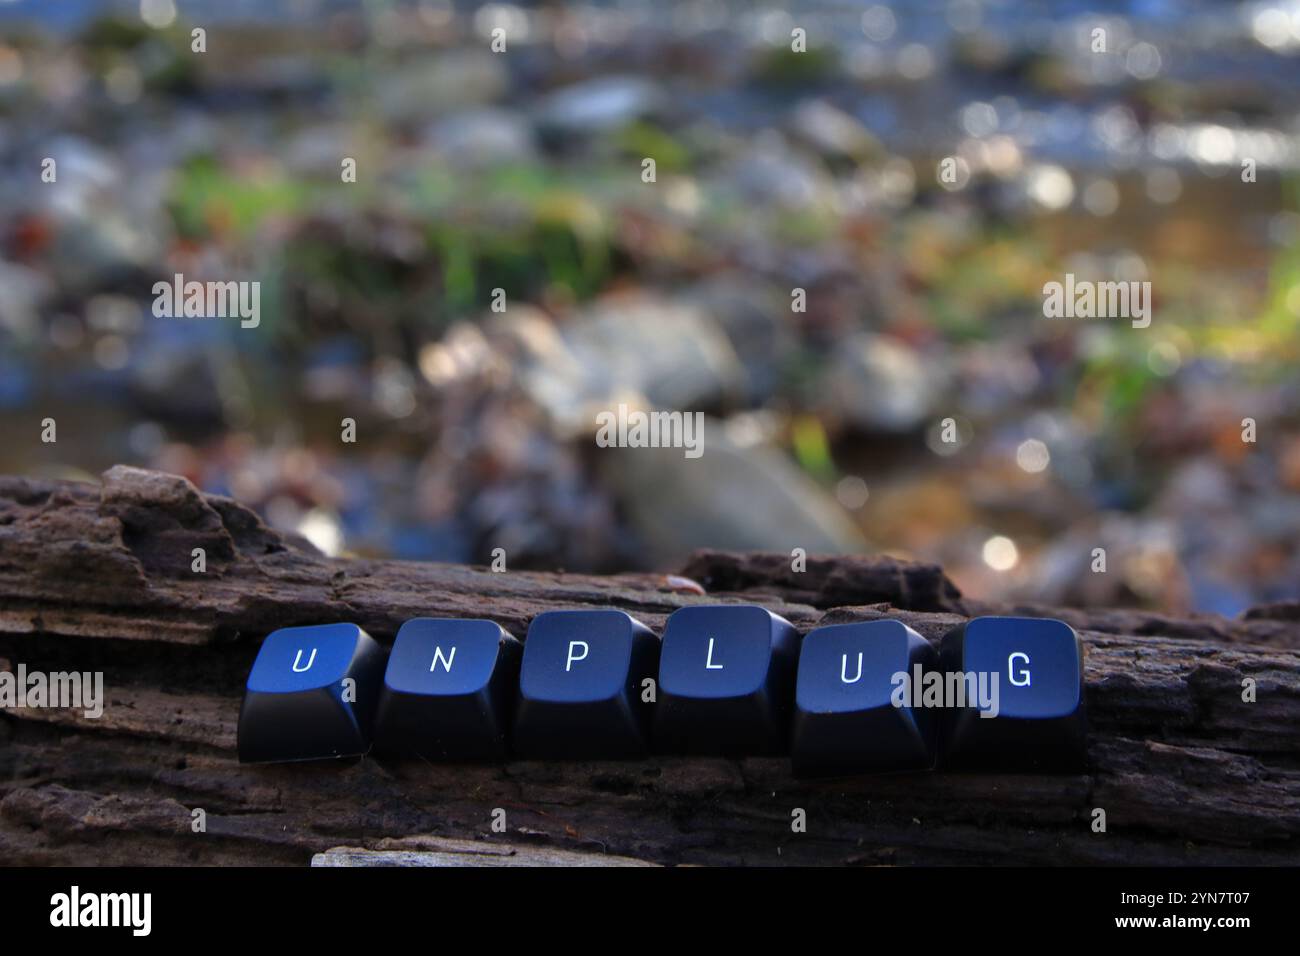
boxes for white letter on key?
[1008,652,1031,687]
[292,648,317,673]
[566,641,589,672]
[841,652,863,684]
[430,646,457,673]
[705,637,723,669]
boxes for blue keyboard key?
[238,623,387,764]
[654,604,799,755]
[373,618,521,760]
[791,619,938,777]
[513,610,660,759]
[939,616,1086,770]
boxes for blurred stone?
[600,424,866,567]
[562,293,746,412]
[726,132,835,211]
[425,108,536,167]
[489,295,744,433]
[789,99,882,163]
[485,306,589,430]
[824,333,941,432]
[36,137,119,218]
[420,320,504,388]
[27,136,163,290]
[536,75,663,139]
[679,276,795,404]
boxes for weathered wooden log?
[0,466,1296,865]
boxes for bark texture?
[0,466,1296,866]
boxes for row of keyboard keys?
[237,609,1086,773]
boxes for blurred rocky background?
[1,0,1299,615]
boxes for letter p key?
[514,610,659,758]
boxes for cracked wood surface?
[0,466,1297,866]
